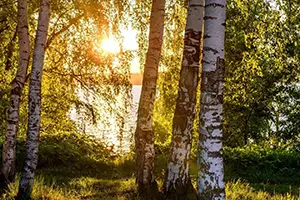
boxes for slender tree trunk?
[135,0,165,198]
[1,0,30,186]
[16,0,50,199]
[163,1,204,199]
[197,0,226,199]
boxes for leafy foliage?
[224,0,300,147]
[0,132,114,171]
[224,147,300,185]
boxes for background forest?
[0,0,299,199]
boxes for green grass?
[1,156,300,200]
[2,175,300,200]
[1,135,300,199]
[1,175,138,200]
[226,180,300,200]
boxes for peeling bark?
[135,0,165,199]
[16,0,50,199]
[197,0,226,199]
[1,0,30,186]
[164,0,204,198]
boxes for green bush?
[0,132,115,172]
[224,147,300,185]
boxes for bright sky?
[99,27,140,73]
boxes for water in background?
[70,85,142,153]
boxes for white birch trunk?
[135,0,165,198]
[16,0,50,198]
[1,0,30,184]
[163,0,204,197]
[197,0,226,199]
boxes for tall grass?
[1,176,78,200]
[2,176,299,200]
[226,180,300,200]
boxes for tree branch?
[46,14,84,49]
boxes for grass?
[1,156,300,200]
[1,160,300,199]
[1,135,300,199]
[226,180,300,200]
[2,175,300,200]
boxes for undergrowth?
[1,176,299,200]
[1,134,300,199]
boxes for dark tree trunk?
[135,0,165,199]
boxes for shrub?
[224,147,300,184]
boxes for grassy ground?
[1,159,300,200]
[1,135,300,199]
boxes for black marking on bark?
[204,46,219,54]
[200,128,223,138]
[198,188,225,199]
[206,3,225,8]
[218,94,223,104]
[183,29,201,65]
[7,120,18,125]
[204,16,217,20]
[202,60,211,64]
[11,86,22,96]
[216,57,225,74]
[204,34,211,39]
[212,112,218,116]
[206,124,223,131]
[208,151,223,157]
[201,57,225,99]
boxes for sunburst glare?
[100,37,120,54]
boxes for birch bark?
[1,0,30,185]
[197,0,226,199]
[135,0,165,198]
[163,0,204,198]
[16,0,50,199]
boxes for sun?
[101,38,120,54]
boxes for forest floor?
[1,158,300,200]
[1,134,300,199]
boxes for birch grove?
[197,0,227,199]
[135,0,165,197]
[164,0,204,197]
[1,0,30,185]
[16,0,50,198]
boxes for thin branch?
[46,14,84,49]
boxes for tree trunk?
[163,0,204,199]
[197,0,226,199]
[1,0,30,186]
[16,0,50,199]
[135,0,165,199]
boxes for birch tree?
[163,0,204,198]
[16,0,50,198]
[135,0,165,197]
[1,0,30,185]
[197,0,226,199]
